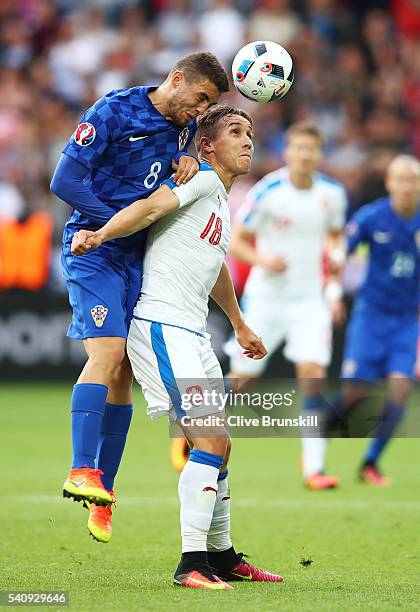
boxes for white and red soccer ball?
[232,41,294,103]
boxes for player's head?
[195,104,254,179]
[166,52,229,127]
[284,122,323,176]
[385,155,420,214]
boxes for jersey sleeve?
[63,96,122,170]
[162,170,219,208]
[235,183,268,232]
[345,205,373,253]
[326,184,347,231]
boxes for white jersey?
[237,167,347,299]
[134,162,230,334]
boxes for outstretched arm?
[71,185,179,254]
[210,261,267,360]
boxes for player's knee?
[111,355,133,388]
[297,362,325,380]
[88,343,126,377]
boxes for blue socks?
[364,401,405,465]
[71,383,108,468]
[302,393,326,413]
[96,402,133,491]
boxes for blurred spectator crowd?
[0,0,419,291]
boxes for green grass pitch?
[0,384,419,611]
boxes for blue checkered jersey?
[346,196,420,314]
[63,86,196,248]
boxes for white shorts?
[127,318,225,421]
[228,295,332,375]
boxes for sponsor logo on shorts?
[90,305,108,328]
[74,122,96,146]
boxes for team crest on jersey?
[91,305,108,327]
[178,127,190,151]
[74,122,96,146]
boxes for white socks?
[302,437,327,478]
[178,450,224,553]
[207,473,232,552]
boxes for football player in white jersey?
[71,105,284,589]
[227,121,348,490]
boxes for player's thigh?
[285,298,331,367]
[62,248,131,340]
[341,302,386,380]
[127,318,218,421]
[228,294,285,376]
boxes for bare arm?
[229,222,287,273]
[71,185,180,254]
[210,261,267,360]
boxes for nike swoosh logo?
[187,577,225,589]
[232,571,252,580]
[129,135,148,141]
[69,479,85,489]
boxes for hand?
[260,255,288,273]
[172,155,199,186]
[71,229,104,256]
[328,298,346,326]
[235,320,267,360]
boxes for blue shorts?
[62,240,142,340]
[341,300,418,380]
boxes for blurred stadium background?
[0,0,419,381]
[1,2,419,608]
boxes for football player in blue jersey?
[50,52,229,541]
[332,154,420,485]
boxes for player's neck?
[147,85,170,119]
[391,198,419,219]
[201,157,234,192]
[289,170,313,190]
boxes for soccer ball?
[232,41,294,103]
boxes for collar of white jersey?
[199,160,228,198]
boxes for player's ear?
[170,70,184,89]
[199,136,214,156]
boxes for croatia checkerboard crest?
[90,305,108,327]
[178,128,189,151]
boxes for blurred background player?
[50,52,228,542]
[331,154,420,485]
[71,105,283,589]
[227,122,348,489]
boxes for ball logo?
[236,71,245,83]
[274,83,286,96]
[260,62,272,73]
[74,122,96,146]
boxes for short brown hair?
[285,121,323,146]
[171,52,229,94]
[194,104,253,154]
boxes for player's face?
[284,134,322,176]
[168,73,221,127]
[386,162,420,213]
[212,115,254,176]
